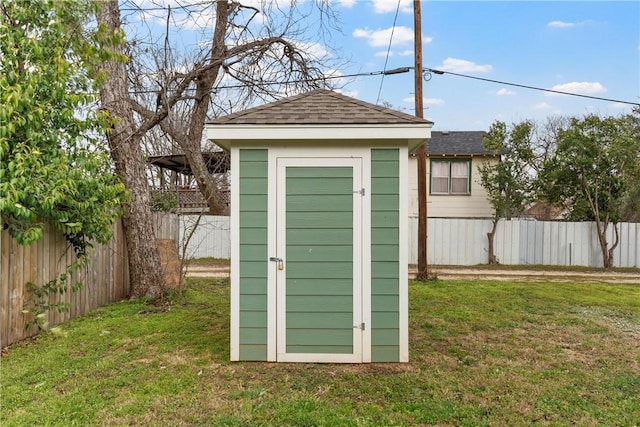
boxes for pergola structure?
[147,152,231,214]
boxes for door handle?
[269,257,284,270]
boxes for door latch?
[269,257,284,270]
[353,322,365,331]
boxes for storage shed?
[206,89,432,363]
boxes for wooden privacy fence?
[1,213,179,348]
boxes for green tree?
[478,121,535,264]
[537,114,640,268]
[0,1,127,290]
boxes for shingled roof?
[426,131,493,156]
[209,89,432,125]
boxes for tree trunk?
[593,218,613,269]
[607,223,620,268]
[487,216,499,265]
[181,0,230,215]
[97,0,166,299]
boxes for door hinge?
[353,188,365,196]
[353,322,365,331]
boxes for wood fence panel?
[1,231,9,346]
[1,213,178,348]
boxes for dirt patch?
[184,264,640,283]
[573,307,640,339]
[422,267,640,284]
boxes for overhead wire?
[114,1,640,106]
[126,65,639,107]
[127,69,394,95]
[424,67,640,106]
[375,0,402,105]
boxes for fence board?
[408,218,638,268]
[179,215,231,259]
[1,214,178,348]
[1,232,9,346]
[171,216,638,269]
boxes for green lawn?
[2,278,639,426]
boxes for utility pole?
[414,0,428,280]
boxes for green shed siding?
[371,149,400,362]
[239,149,268,361]
[285,166,354,354]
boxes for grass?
[2,278,639,426]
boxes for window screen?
[430,159,470,195]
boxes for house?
[408,131,496,218]
[205,89,432,363]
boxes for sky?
[128,0,640,132]
[330,0,640,130]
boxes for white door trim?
[269,148,371,363]
[398,146,409,362]
[229,146,240,361]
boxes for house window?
[430,159,470,195]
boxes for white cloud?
[437,57,492,73]
[334,0,356,8]
[496,88,516,96]
[372,0,412,14]
[398,50,414,56]
[547,81,607,96]
[353,26,415,47]
[547,20,576,28]
[323,69,351,87]
[335,89,359,98]
[547,20,591,28]
[295,42,330,60]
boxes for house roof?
[147,152,230,175]
[209,89,432,125]
[425,131,493,156]
[206,89,433,152]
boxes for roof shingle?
[426,131,492,155]
[209,89,433,125]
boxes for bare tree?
[127,0,337,214]
[97,0,342,298]
[531,115,571,172]
[97,0,168,299]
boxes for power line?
[376,0,402,105]
[123,64,638,107]
[127,69,399,95]
[424,67,640,106]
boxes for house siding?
[238,149,269,360]
[408,156,496,218]
[371,149,400,362]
